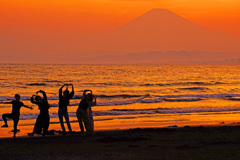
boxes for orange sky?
[1,0,240,63]
[1,0,240,36]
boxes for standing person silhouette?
[82,90,96,132]
[76,91,93,135]
[1,94,33,137]
[58,84,74,135]
[28,90,50,137]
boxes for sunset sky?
[1,0,240,36]
[0,0,240,63]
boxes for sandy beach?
[1,126,240,160]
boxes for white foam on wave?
[1,105,240,121]
[97,106,240,116]
[1,93,240,109]
[164,98,203,102]
[0,93,239,101]
[160,94,240,98]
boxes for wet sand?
[1,126,240,160]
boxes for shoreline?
[1,117,240,139]
[1,125,240,159]
[0,123,238,140]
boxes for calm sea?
[1,64,240,137]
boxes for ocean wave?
[26,83,47,86]
[1,106,240,121]
[1,93,240,105]
[44,97,197,107]
[22,81,227,88]
[140,82,225,87]
[43,80,62,83]
[82,82,111,85]
[164,98,203,102]
[97,98,163,106]
[160,94,240,99]
[0,94,147,101]
[50,103,79,107]
[97,94,143,98]
[179,87,206,90]
[90,107,240,116]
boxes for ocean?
[1,64,240,137]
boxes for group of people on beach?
[0,84,96,138]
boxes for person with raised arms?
[28,90,50,137]
[58,84,74,136]
[76,91,94,135]
[82,90,96,132]
[1,94,33,138]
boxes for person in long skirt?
[28,90,50,137]
[82,90,96,131]
[76,93,94,135]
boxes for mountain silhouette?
[84,8,240,55]
[82,51,240,64]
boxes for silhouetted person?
[58,84,74,135]
[28,90,50,137]
[76,92,93,135]
[82,90,96,132]
[0,94,33,137]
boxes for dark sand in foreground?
[1,126,240,160]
